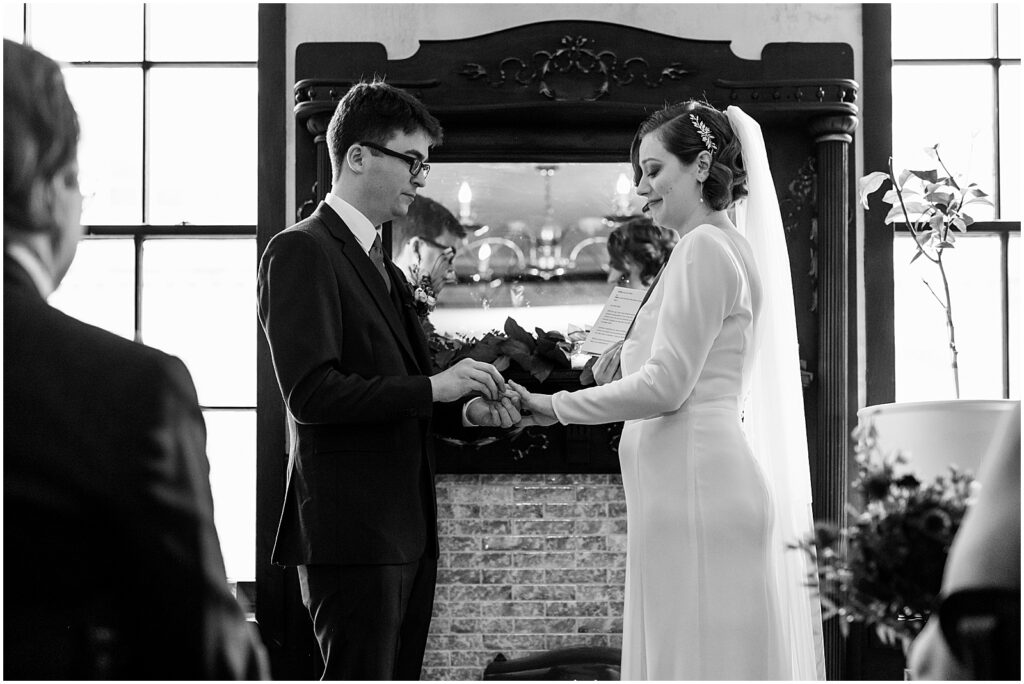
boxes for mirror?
[402,161,645,339]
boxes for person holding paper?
[589,218,678,384]
[509,101,823,680]
[606,217,677,290]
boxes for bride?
[510,102,824,680]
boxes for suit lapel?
[385,259,433,373]
[314,203,421,370]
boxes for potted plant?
[857,145,1016,483]
[794,421,976,655]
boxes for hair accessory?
[689,114,718,155]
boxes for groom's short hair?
[326,79,443,181]
[390,195,464,249]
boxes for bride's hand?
[507,380,558,428]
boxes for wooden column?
[810,113,858,681]
[311,117,332,205]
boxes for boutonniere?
[408,264,437,321]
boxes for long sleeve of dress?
[551,226,741,425]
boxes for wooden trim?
[255,3,290,677]
[861,3,895,408]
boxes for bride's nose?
[635,177,650,197]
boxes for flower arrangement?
[794,421,976,650]
[858,144,993,398]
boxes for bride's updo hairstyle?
[629,100,747,212]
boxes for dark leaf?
[503,316,536,350]
[530,357,555,383]
[908,169,940,184]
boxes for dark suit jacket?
[3,255,267,680]
[258,202,461,567]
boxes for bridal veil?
[727,105,826,680]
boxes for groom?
[258,80,518,680]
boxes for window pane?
[893,3,996,59]
[148,68,257,224]
[895,234,1005,401]
[28,2,142,62]
[49,238,135,340]
[1010,234,1020,399]
[62,67,143,224]
[147,2,257,61]
[141,239,256,406]
[4,3,23,41]
[999,2,1021,57]
[999,65,1020,220]
[892,65,997,221]
[204,410,256,583]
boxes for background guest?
[390,194,466,296]
[606,216,678,289]
[3,38,268,680]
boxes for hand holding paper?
[579,286,647,356]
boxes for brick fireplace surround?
[423,473,628,681]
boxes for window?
[11,3,259,584]
[891,3,1020,400]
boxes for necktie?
[369,234,391,294]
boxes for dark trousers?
[297,557,437,680]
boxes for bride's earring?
[698,179,705,204]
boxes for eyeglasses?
[418,235,457,259]
[360,141,431,179]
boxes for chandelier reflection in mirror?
[408,162,645,339]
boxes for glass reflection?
[62,67,143,224]
[149,68,257,224]
[141,238,257,406]
[895,233,1004,401]
[415,162,643,338]
[49,238,135,340]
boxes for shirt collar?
[5,242,55,299]
[325,192,379,255]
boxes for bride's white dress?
[551,223,790,680]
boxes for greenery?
[425,316,585,383]
[858,144,993,398]
[794,421,975,649]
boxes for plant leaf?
[924,191,954,208]
[858,171,890,208]
[909,169,939,184]
[963,195,994,207]
[950,217,967,232]
[503,316,536,350]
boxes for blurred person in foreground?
[908,403,1020,680]
[3,38,268,680]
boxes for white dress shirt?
[6,243,55,299]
